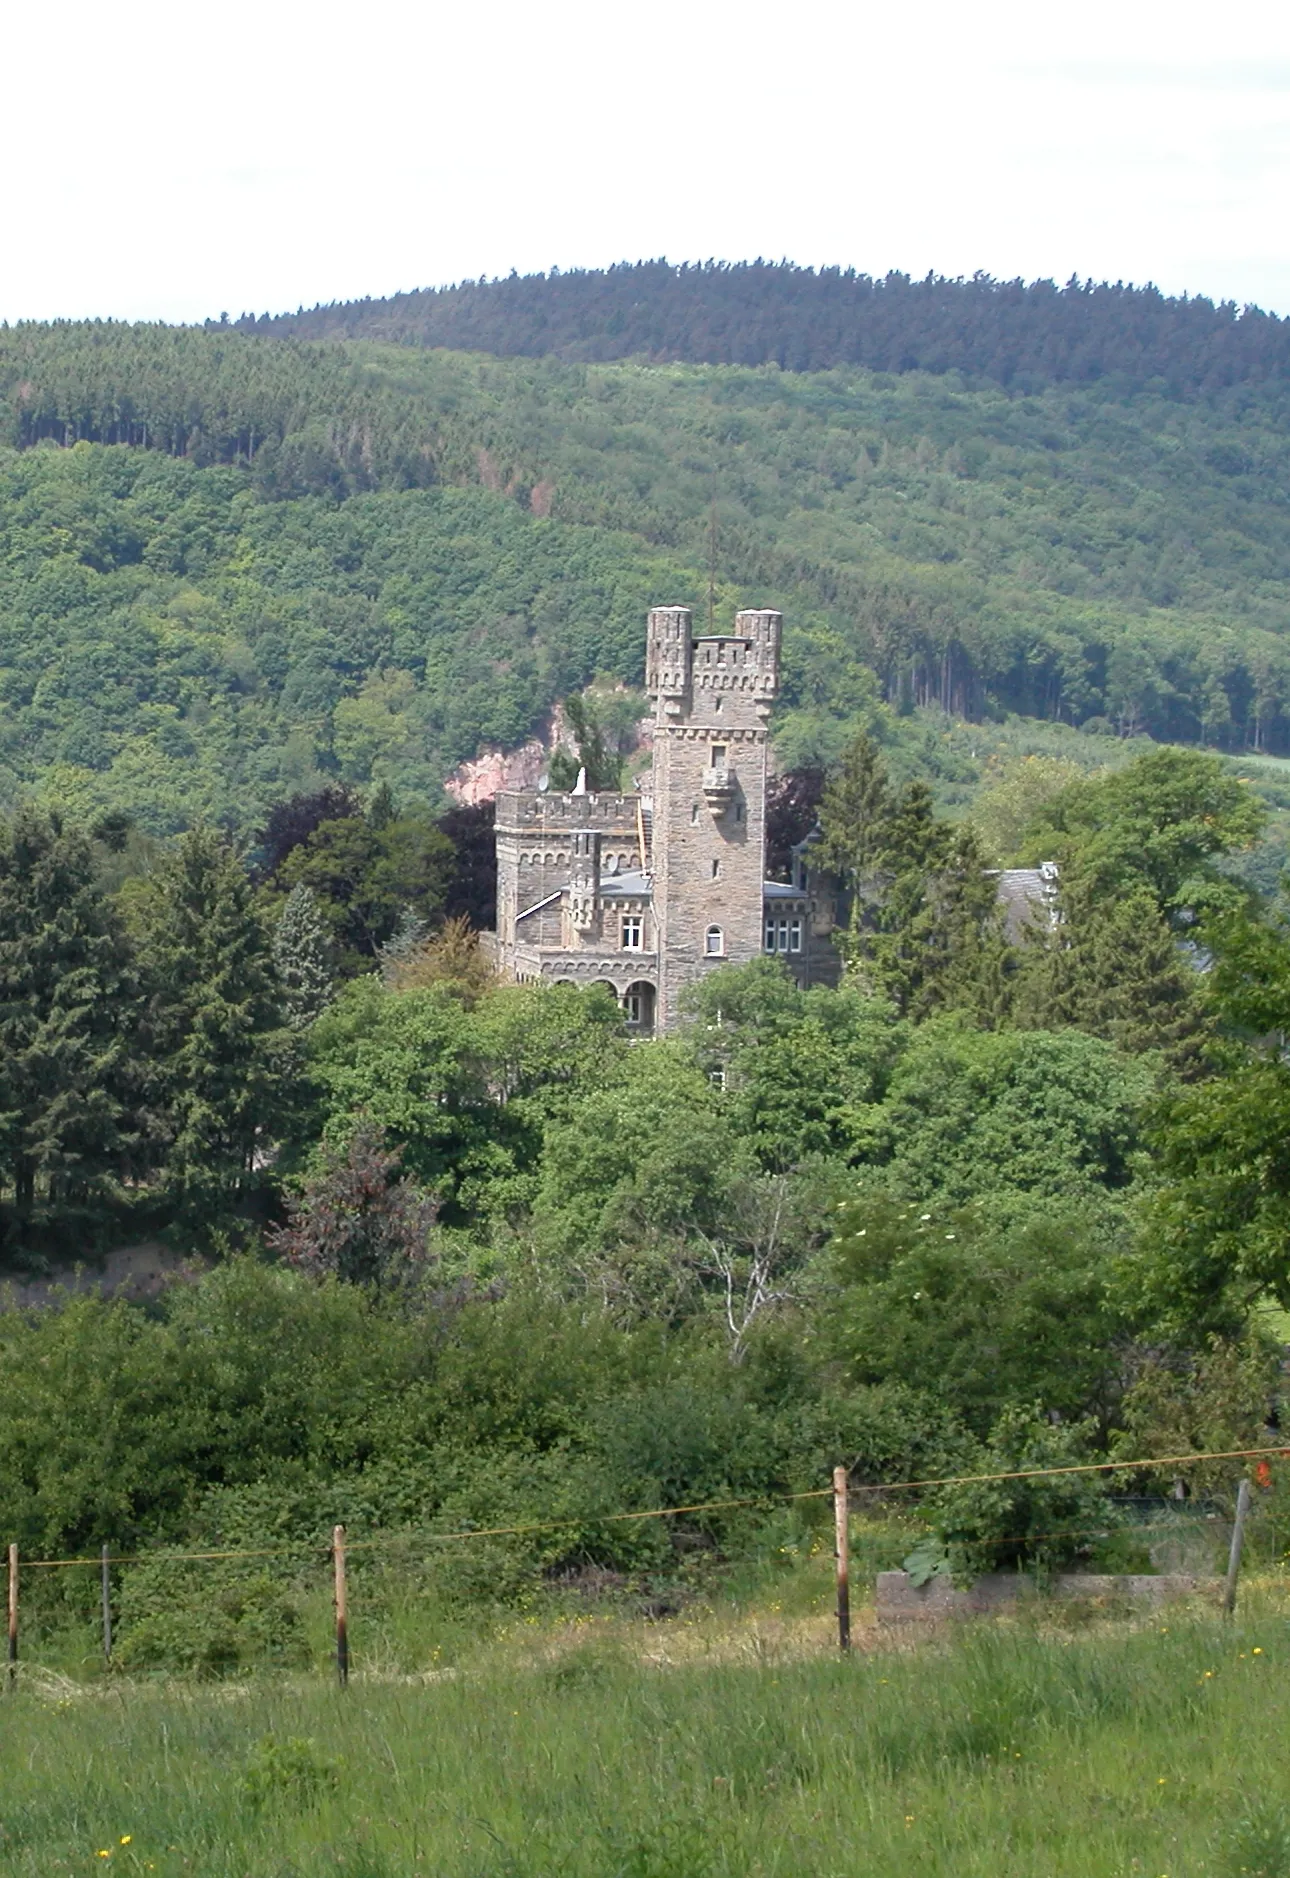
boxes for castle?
[487,606,839,1032]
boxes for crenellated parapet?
[494,790,640,833]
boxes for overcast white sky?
[3,0,1287,324]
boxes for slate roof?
[992,864,1060,942]
[596,872,805,902]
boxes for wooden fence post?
[7,1542,16,1688]
[1224,1477,1252,1618]
[101,1545,112,1665]
[833,1466,851,1653]
[333,1525,349,1687]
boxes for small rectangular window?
[621,915,642,950]
[777,919,789,953]
[711,745,727,768]
[765,920,776,953]
[789,918,803,953]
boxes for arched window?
[705,925,724,957]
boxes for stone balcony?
[702,765,736,811]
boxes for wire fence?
[6,1443,1287,1685]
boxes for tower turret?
[649,607,782,1026]
[568,828,601,934]
[645,606,694,709]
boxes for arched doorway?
[622,980,656,1035]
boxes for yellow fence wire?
[11,1442,1288,1572]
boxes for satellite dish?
[537,774,550,793]
[604,853,619,875]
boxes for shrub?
[920,1404,1121,1586]
[114,1555,310,1675]
[241,1734,340,1810]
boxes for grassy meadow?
[4,1542,1290,1878]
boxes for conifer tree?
[377,906,428,982]
[818,742,1003,1017]
[126,829,291,1212]
[548,694,622,792]
[272,884,334,1029]
[0,808,139,1225]
[816,732,892,885]
[1014,879,1210,1075]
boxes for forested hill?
[231,261,1290,397]
[5,318,1290,832]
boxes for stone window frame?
[620,914,644,951]
[705,925,725,957]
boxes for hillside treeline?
[7,316,1290,828]
[6,336,1290,825]
[0,323,441,493]
[1,745,1287,1656]
[234,261,1290,396]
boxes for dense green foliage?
[242,259,1290,394]
[0,437,697,831]
[0,809,139,1221]
[3,288,1290,1656]
[0,742,1284,1655]
[8,319,1290,841]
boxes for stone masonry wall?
[649,608,781,1029]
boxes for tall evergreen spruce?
[1014,880,1210,1075]
[377,906,428,983]
[273,885,334,1029]
[816,732,892,886]
[0,809,138,1228]
[818,740,1003,1017]
[129,829,289,1213]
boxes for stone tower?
[646,605,781,1028]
